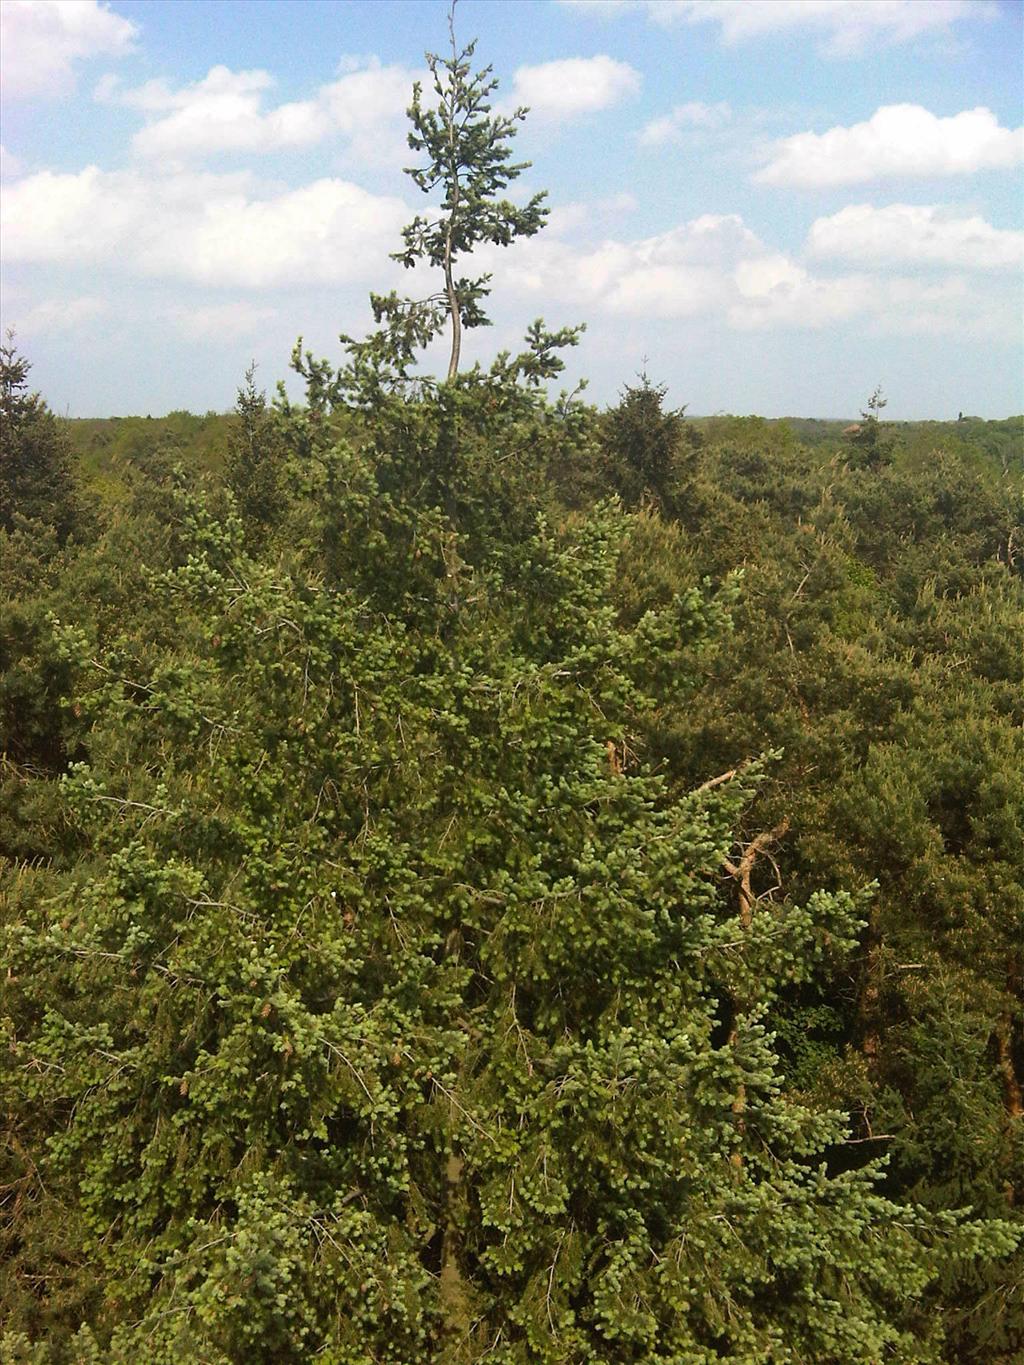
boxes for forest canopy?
[1,12,1022,1364]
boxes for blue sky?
[2,0,1022,418]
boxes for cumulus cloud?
[13,172,1002,340]
[807,204,1024,271]
[728,253,865,329]
[1,166,408,288]
[559,1,990,57]
[547,192,638,236]
[756,105,1024,187]
[1,0,136,99]
[11,295,110,335]
[487,210,1015,339]
[98,59,418,164]
[507,56,640,121]
[639,101,731,146]
[729,260,1015,339]
[493,214,771,320]
[490,214,758,319]
[164,301,279,341]
[584,216,764,318]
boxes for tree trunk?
[445,254,462,382]
[995,1014,1023,1122]
[439,1152,472,1342]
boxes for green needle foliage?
[226,364,286,539]
[595,392,1024,1360]
[1,337,81,544]
[385,0,548,381]
[5,441,1015,1363]
[332,3,574,414]
[2,12,1022,1365]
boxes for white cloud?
[729,261,1016,339]
[507,56,640,121]
[11,296,110,335]
[99,59,418,165]
[589,216,764,317]
[808,204,1024,271]
[559,1,990,56]
[547,192,638,236]
[164,301,279,341]
[99,65,274,113]
[756,104,1024,187]
[494,213,760,319]
[127,66,318,159]
[639,101,731,146]
[488,210,1016,339]
[309,61,420,163]
[728,253,865,329]
[1,166,408,288]
[1,0,136,99]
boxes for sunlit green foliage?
[597,391,1024,1360]
[226,365,286,540]
[1,339,81,543]
[379,3,549,381]
[2,11,1022,1360]
[6,375,1020,1360]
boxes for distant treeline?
[3,337,1023,1360]
[60,407,1024,501]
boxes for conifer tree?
[226,364,284,536]
[7,463,1018,1362]
[387,0,547,381]
[326,0,578,413]
[848,385,894,468]
[2,14,1021,1365]
[603,372,692,509]
[0,337,80,543]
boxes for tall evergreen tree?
[385,0,547,381]
[848,385,894,469]
[0,338,80,543]
[2,15,1021,1365]
[6,452,1016,1362]
[603,373,694,510]
[226,364,284,537]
